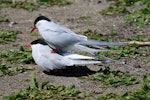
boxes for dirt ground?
[0,0,150,99]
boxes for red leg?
[51,50,57,53]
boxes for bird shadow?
[43,65,98,77]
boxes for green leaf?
[41,81,49,89]
[81,67,138,87]
[38,0,71,6]
[3,73,89,99]
[0,16,9,22]
[0,30,19,44]
[30,71,39,89]
[98,73,150,100]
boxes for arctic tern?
[25,39,106,71]
[31,16,123,54]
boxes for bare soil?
[0,0,150,99]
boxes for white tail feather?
[63,52,103,65]
[71,59,102,65]
[63,53,95,59]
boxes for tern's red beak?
[30,26,36,33]
[23,43,31,48]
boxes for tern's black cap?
[34,16,51,25]
[31,39,48,45]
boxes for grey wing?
[79,39,123,46]
[42,30,79,49]
[50,23,122,46]
[49,22,76,34]
[47,22,88,41]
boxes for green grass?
[100,0,145,15]
[38,0,71,6]
[0,0,71,11]
[122,0,150,27]
[0,46,33,64]
[0,30,20,44]
[100,0,150,27]
[11,1,38,12]
[80,67,138,88]
[97,73,150,100]
[109,29,119,36]
[123,7,150,27]
[0,62,26,76]
[0,0,38,11]
[99,45,147,59]
[0,47,33,76]
[0,29,32,76]
[99,0,135,15]
[82,29,149,59]
[82,29,111,42]
[127,35,149,42]
[3,72,90,100]
[98,34,149,59]
[79,16,91,20]
[100,5,129,15]
[2,72,150,100]
[0,16,9,22]
[82,29,120,42]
